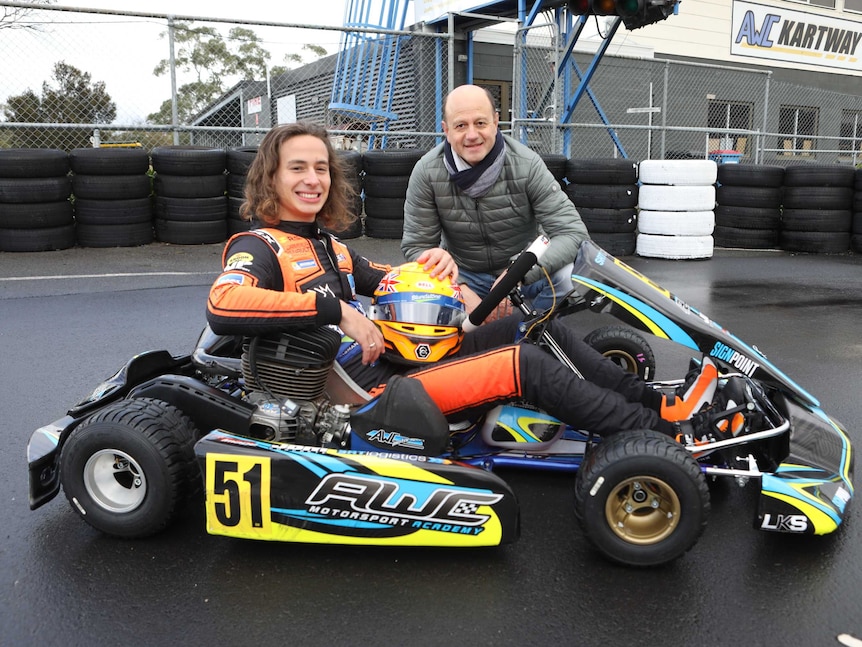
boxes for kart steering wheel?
[461,236,550,333]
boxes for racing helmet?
[368,262,466,365]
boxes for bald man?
[402,84,589,314]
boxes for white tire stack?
[636,160,717,259]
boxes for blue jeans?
[458,263,574,312]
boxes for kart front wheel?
[574,429,709,567]
[583,325,656,380]
[59,398,199,538]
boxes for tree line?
[1,13,326,150]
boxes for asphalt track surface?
[1,238,861,647]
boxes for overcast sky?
[4,1,351,123]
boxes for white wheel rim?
[83,449,147,512]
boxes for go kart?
[27,238,854,567]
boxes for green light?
[617,0,643,14]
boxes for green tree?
[3,61,116,150]
[148,23,272,125]
[271,44,329,76]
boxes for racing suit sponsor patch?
[214,273,247,286]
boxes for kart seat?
[325,361,372,405]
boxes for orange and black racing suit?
[206,221,671,436]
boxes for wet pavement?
[1,239,860,647]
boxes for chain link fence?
[1,3,860,165]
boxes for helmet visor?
[371,293,466,327]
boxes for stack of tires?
[225,147,257,236]
[541,153,568,188]
[362,149,425,239]
[636,159,717,260]
[329,149,363,240]
[854,169,862,254]
[70,148,153,248]
[0,149,75,252]
[152,146,227,245]
[713,164,783,250]
[779,165,854,254]
[565,158,639,256]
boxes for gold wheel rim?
[605,475,681,545]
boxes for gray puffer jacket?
[401,134,589,284]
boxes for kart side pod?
[195,430,520,547]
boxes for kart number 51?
[205,454,273,538]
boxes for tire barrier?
[713,164,783,250]
[326,149,363,240]
[779,165,854,254]
[70,147,154,248]
[854,169,862,254]
[225,146,257,237]
[0,148,75,252]
[362,149,425,240]
[565,158,639,256]
[4,148,861,258]
[152,146,227,245]
[636,160,716,260]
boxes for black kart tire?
[364,216,403,239]
[713,225,779,249]
[363,174,410,198]
[0,200,74,229]
[540,153,568,182]
[58,398,199,538]
[72,174,151,200]
[783,165,855,188]
[155,195,228,222]
[588,232,636,257]
[0,176,72,203]
[716,164,784,188]
[0,148,69,178]
[227,173,246,198]
[583,325,656,381]
[716,185,782,209]
[155,218,227,244]
[154,173,227,199]
[70,148,150,175]
[151,146,226,176]
[361,149,424,175]
[574,429,710,567]
[565,158,638,185]
[577,207,638,234]
[565,183,638,209]
[76,222,154,248]
[779,230,851,254]
[714,205,781,230]
[781,186,853,211]
[225,147,258,175]
[780,208,852,233]
[0,224,76,251]
[74,197,153,225]
[364,195,405,220]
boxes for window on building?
[476,81,511,124]
[788,0,837,7]
[708,100,753,154]
[779,105,818,156]
[844,0,862,13]
[839,109,862,158]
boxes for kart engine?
[240,327,350,447]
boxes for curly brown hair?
[240,121,356,231]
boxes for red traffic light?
[566,0,677,29]
[567,0,644,15]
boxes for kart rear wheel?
[583,325,656,380]
[574,429,709,567]
[59,398,199,538]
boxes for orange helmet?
[369,262,466,365]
